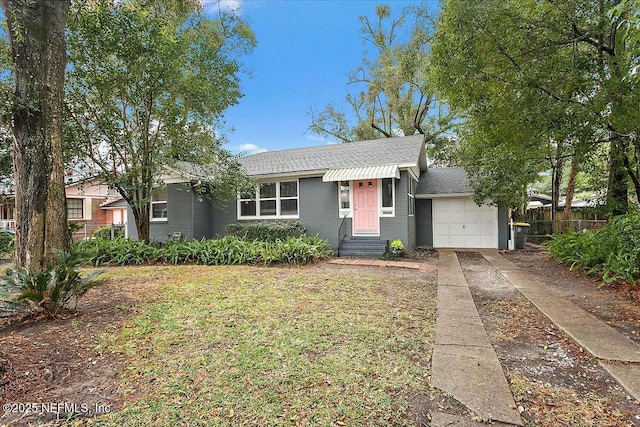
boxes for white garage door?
[433,197,498,248]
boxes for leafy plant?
[72,235,332,267]
[225,220,305,242]
[92,225,125,240]
[1,253,105,318]
[0,230,14,254]
[74,238,161,266]
[546,214,640,285]
[390,239,404,251]
[68,221,82,234]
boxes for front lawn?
[93,265,436,426]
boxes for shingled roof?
[416,167,471,196]
[238,135,426,178]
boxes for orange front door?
[353,180,379,235]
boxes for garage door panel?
[465,224,479,234]
[479,214,495,225]
[480,228,494,236]
[450,211,464,224]
[450,199,465,210]
[463,211,478,223]
[432,197,498,248]
[450,235,466,247]
[480,235,496,247]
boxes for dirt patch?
[504,247,640,346]
[0,277,143,426]
[458,251,640,426]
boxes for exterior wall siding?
[407,207,416,249]
[206,177,343,247]
[415,199,433,246]
[133,173,510,251]
[128,183,193,242]
[191,197,213,239]
[299,177,341,247]
[498,208,508,250]
[378,171,410,248]
[208,176,411,249]
[211,202,237,237]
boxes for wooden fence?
[525,219,608,236]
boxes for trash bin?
[514,222,530,249]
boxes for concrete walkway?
[481,250,640,402]
[431,251,523,426]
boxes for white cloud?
[203,0,242,14]
[239,143,268,154]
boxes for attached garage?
[415,167,508,250]
[432,197,498,248]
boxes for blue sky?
[212,0,435,155]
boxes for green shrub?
[68,221,82,234]
[225,220,305,242]
[261,235,333,265]
[73,238,161,266]
[92,225,125,240]
[546,214,640,285]
[73,235,332,267]
[1,253,105,318]
[0,230,14,254]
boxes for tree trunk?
[606,138,629,216]
[552,159,563,212]
[2,0,71,270]
[563,153,580,220]
[551,154,563,234]
[622,149,640,205]
[132,204,151,243]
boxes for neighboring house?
[127,135,509,254]
[0,177,124,237]
[526,192,601,221]
[100,198,129,227]
[65,179,117,223]
[0,202,14,230]
[0,182,15,230]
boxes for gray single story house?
[126,135,508,254]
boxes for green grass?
[91,265,436,426]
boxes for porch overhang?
[322,165,400,182]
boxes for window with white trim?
[408,178,416,216]
[338,181,351,217]
[279,181,298,216]
[238,180,299,219]
[151,187,168,220]
[67,198,84,219]
[381,178,395,216]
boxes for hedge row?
[224,220,305,242]
[72,235,332,266]
[546,214,640,285]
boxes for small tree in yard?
[65,0,256,242]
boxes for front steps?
[337,236,387,258]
